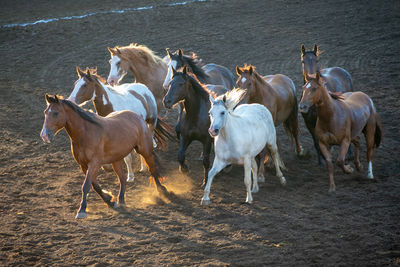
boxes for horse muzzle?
[107,77,117,87]
[163,98,173,109]
[208,128,219,137]
[40,128,54,143]
[299,102,310,113]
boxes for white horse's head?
[107,47,128,86]
[208,95,228,137]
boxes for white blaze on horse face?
[108,55,125,86]
[241,77,246,84]
[306,82,311,89]
[67,78,86,103]
[163,60,177,89]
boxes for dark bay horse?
[162,48,235,90]
[301,44,354,164]
[236,64,303,181]
[40,94,167,219]
[299,72,382,192]
[163,66,228,186]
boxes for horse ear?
[249,66,254,75]
[115,47,121,54]
[316,71,321,81]
[301,44,306,55]
[223,95,226,103]
[54,95,59,103]
[86,68,91,77]
[45,93,51,103]
[209,94,215,104]
[166,48,172,58]
[313,44,318,55]
[236,66,242,75]
[178,49,183,58]
[107,47,115,55]
[76,66,83,77]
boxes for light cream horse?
[107,43,168,112]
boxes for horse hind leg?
[251,157,259,193]
[351,136,362,171]
[267,142,286,185]
[112,159,127,207]
[336,139,353,174]
[124,153,135,182]
[244,157,254,203]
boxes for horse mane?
[183,70,216,99]
[328,91,345,100]
[215,88,247,112]
[81,67,107,84]
[181,53,208,81]
[115,43,164,66]
[60,97,101,126]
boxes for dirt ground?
[1,0,400,266]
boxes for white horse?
[201,89,286,205]
[68,67,172,182]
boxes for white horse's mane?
[215,88,247,112]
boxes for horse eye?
[117,62,121,66]
[53,112,59,117]
[221,111,225,115]
[312,87,316,92]
[301,60,305,63]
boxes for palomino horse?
[236,64,302,180]
[107,43,168,111]
[202,89,286,205]
[299,72,382,192]
[40,95,168,219]
[162,48,235,90]
[301,44,353,164]
[67,67,174,182]
[163,66,228,186]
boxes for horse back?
[321,67,353,93]
[203,63,235,89]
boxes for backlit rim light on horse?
[2,0,212,28]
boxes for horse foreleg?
[124,153,135,182]
[319,142,335,193]
[250,157,259,193]
[201,140,212,187]
[336,139,353,174]
[301,108,323,165]
[201,158,227,206]
[178,137,192,174]
[76,164,99,219]
[244,157,253,203]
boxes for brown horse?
[299,72,382,192]
[40,94,167,219]
[107,43,168,112]
[236,64,303,181]
[301,44,353,164]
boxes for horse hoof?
[258,175,265,183]
[127,175,135,182]
[75,211,87,219]
[251,187,259,193]
[344,165,354,174]
[179,165,189,174]
[246,199,253,204]
[118,202,126,208]
[108,201,118,209]
[328,187,336,193]
[367,172,374,179]
[280,176,287,186]
[201,198,210,206]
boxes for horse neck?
[91,80,113,116]
[63,103,92,143]
[249,76,272,101]
[315,86,335,122]
[128,56,165,89]
[183,79,208,118]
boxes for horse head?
[163,48,185,89]
[208,94,228,137]
[299,72,324,113]
[68,67,98,105]
[163,65,190,109]
[301,44,320,81]
[107,46,128,86]
[235,65,255,90]
[40,94,66,143]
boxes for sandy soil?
[1,0,400,265]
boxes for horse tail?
[374,114,382,148]
[283,82,300,146]
[153,117,177,150]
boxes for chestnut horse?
[40,94,167,219]
[67,67,175,182]
[163,66,228,186]
[299,72,382,192]
[107,43,168,111]
[301,44,353,164]
[236,64,303,181]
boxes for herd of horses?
[40,43,382,219]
